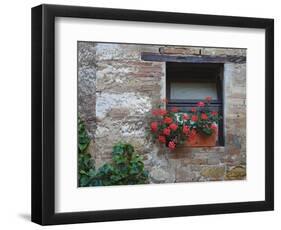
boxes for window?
[166,62,224,145]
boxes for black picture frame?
[31,4,274,225]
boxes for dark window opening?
[166,62,224,146]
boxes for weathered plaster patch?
[96,92,152,120]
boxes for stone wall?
[78,42,246,183]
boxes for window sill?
[167,146,225,159]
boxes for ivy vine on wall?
[78,118,149,187]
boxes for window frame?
[166,62,224,146]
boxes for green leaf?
[78,136,149,186]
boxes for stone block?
[95,92,151,120]
[201,166,225,179]
[95,61,164,93]
[78,42,96,67]
[150,167,176,183]
[202,48,246,56]
[108,107,130,119]
[159,46,201,55]
[176,166,196,182]
[78,66,96,96]
[207,157,220,165]
[225,166,246,180]
[95,43,140,60]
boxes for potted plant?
[148,96,221,150]
[185,96,221,147]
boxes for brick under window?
[166,62,224,146]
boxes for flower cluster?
[149,96,221,151]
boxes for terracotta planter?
[186,130,217,147]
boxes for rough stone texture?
[225,166,246,180]
[158,46,247,57]
[201,166,225,180]
[150,167,176,183]
[78,42,97,138]
[159,46,201,55]
[95,92,151,120]
[202,47,246,56]
[223,63,246,169]
[78,42,247,184]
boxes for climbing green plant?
[78,118,149,187]
[78,153,96,186]
[90,143,149,186]
[78,117,94,186]
[78,117,90,154]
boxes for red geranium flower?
[151,109,159,116]
[168,141,176,150]
[211,111,218,116]
[169,123,178,131]
[211,123,217,130]
[164,117,173,124]
[182,113,189,120]
[150,122,158,132]
[189,129,197,141]
[183,125,190,135]
[163,128,171,136]
[159,109,168,116]
[197,101,205,107]
[191,107,196,113]
[191,115,198,122]
[171,107,179,113]
[201,113,208,120]
[158,135,166,143]
[205,96,212,102]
